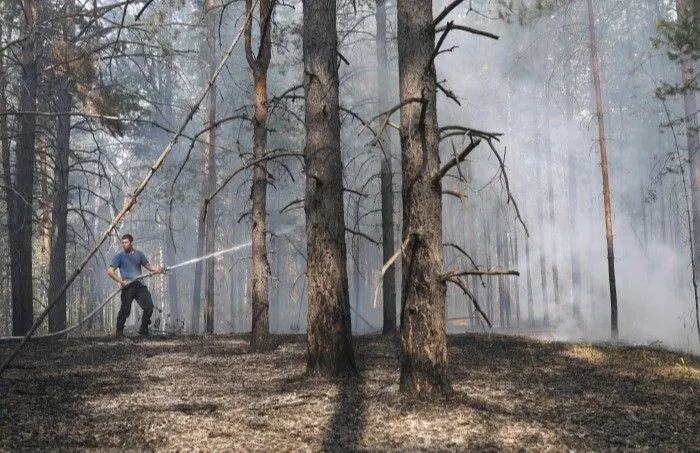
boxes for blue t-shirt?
[110,250,149,280]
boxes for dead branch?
[372,235,414,308]
[364,97,426,146]
[443,189,467,200]
[135,0,155,20]
[280,198,304,214]
[435,24,499,41]
[485,140,529,238]
[434,138,481,184]
[430,21,454,67]
[433,0,467,27]
[346,227,379,245]
[444,242,487,289]
[442,268,520,280]
[437,81,461,106]
[446,276,492,328]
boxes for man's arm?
[144,262,165,274]
[107,265,126,287]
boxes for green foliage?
[654,0,700,60]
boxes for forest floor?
[0,332,698,452]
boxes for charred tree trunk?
[397,0,450,394]
[246,0,274,351]
[587,0,618,339]
[48,78,71,333]
[376,0,396,335]
[302,0,357,376]
[48,3,75,334]
[9,0,39,335]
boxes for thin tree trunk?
[303,0,357,376]
[675,0,700,344]
[376,0,396,335]
[10,0,39,335]
[525,234,534,327]
[246,0,273,351]
[534,106,549,327]
[543,98,560,323]
[203,0,218,334]
[587,0,618,339]
[397,0,450,394]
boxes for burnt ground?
[0,332,698,452]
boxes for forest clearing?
[1,333,698,452]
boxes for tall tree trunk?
[9,0,39,335]
[246,0,274,351]
[676,0,700,343]
[543,97,560,323]
[48,78,71,333]
[533,106,549,326]
[397,0,450,394]
[302,0,357,376]
[0,10,12,328]
[161,55,180,328]
[376,0,396,335]
[587,0,618,339]
[48,2,75,333]
[192,1,219,334]
[203,0,218,334]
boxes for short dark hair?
[121,234,134,242]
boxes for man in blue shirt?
[107,233,165,338]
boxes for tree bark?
[676,0,700,343]
[302,0,357,376]
[376,0,396,335]
[48,78,71,333]
[10,0,39,335]
[397,0,450,394]
[246,0,274,352]
[587,0,618,339]
[48,1,75,334]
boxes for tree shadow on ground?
[322,374,366,452]
[447,333,699,451]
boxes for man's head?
[121,234,134,252]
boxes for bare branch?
[447,276,492,328]
[437,81,461,105]
[346,227,379,245]
[433,0,467,28]
[486,140,529,237]
[434,138,480,183]
[280,198,304,214]
[435,24,499,40]
[372,235,414,309]
[442,268,520,280]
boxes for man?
[107,234,165,338]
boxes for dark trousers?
[116,281,154,331]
